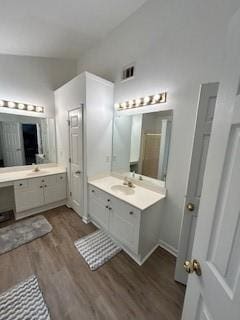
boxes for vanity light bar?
[0,99,44,113]
[114,92,167,111]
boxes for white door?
[175,83,219,284]
[69,108,83,216]
[182,10,240,320]
[0,122,24,166]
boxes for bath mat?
[74,229,122,271]
[0,275,50,320]
[0,215,52,255]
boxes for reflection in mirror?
[0,113,56,168]
[112,110,172,181]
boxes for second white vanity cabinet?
[88,182,165,265]
[14,173,67,219]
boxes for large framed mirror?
[112,110,172,182]
[0,113,56,168]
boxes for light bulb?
[114,103,120,109]
[143,96,150,105]
[135,98,142,107]
[0,100,4,107]
[8,101,16,108]
[128,100,134,108]
[18,103,25,110]
[36,106,43,112]
[27,105,34,111]
[121,102,127,109]
[152,94,160,103]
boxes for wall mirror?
[112,110,172,181]
[0,113,56,168]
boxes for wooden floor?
[0,206,185,320]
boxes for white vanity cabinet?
[14,173,67,219]
[88,184,164,265]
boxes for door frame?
[67,105,84,215]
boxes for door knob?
[75,170,81,174]
[186,202,195,211]
[184,259,202,276]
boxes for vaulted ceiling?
[0,0,148,59]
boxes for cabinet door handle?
[129,211,134,215]
[107,199,110,202]
[106,206,109,209]
[109,207,112,210]
[42,179,45,182]
[91,190,95,193]
[19,183,23,186]
[44,185,47,188]
[40,186,43,189]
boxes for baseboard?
[140,244,160,265]
[15,200,67,220]
[82,215,91,224]
[159,240,178,257]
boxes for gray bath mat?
[74,230,122,271]
[0,275,50,320]
[0,215,52,255]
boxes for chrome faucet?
[123,176,135,188]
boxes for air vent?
[122,64,135,81]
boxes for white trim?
[159,239,178,257]
[82,215,91,224]
[139,244,160,265]
[15,200,67,220]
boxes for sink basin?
[111,184,135,195]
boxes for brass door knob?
[186,202,195,211]
[184,259,202,276]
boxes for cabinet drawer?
[14,179,29,189]
[89,185,111,204]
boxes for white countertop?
[89,175,166,210]
[0,166,66,185]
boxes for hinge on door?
[70,191,72,197]
[67,120,70,126]
[69,157,71,163]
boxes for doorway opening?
[22,124,38,165]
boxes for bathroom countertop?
[0,166,66,185]
[89,175,166,211]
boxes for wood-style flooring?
[0,206,185,320]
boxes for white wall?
[77,0,240,253]
[0,54,77,118]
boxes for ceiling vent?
[122,64,135,81]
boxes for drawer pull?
[129,211,134,215]
[107,199,110,202]
[42,179,45,182]
[91,190,95,193]
[106,206,109,209]
[19,183,23,186]
[40,186,43,189]
[44,185,47,188]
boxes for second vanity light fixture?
[0,99,44,113]
[114,92,167,111]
